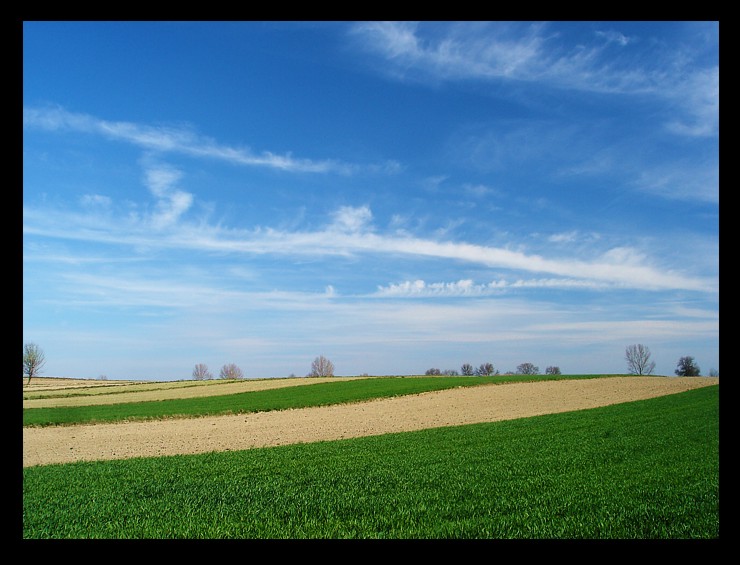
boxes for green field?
[22,384,719,539]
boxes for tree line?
[191,355,336,380]
[625,344,710,377]
[22,342,717,384]
[424,362,562,376]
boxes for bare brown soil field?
[23,377,144,393]
[23,376,368,407]
[23,376,718,468]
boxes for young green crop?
[23,385,719,539]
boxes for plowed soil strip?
[24,376,365,407]
[23,377,718,467]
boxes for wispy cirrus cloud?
[594,30,633,47]
[23,201,715,294]
[80,194,113,208]
[633,159,719,204]
[23,105,395,174]
[663,66,719,137]
[350,21,718,137]
[330,205,374,233]
[142,162,194,229]
[349,21,651,91]
[350,21,546,82]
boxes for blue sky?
[22,21,719,380]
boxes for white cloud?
[600,246,647,266]
[374,277,616,297]
[595,30,633,47]
[144,164,183,198]
[351,22,718,136]
[376,279,480,297]
[354,21,421,60]
[142,163,194,229]
[23,105,381,175]
[23,200,715,294]
[351,21,545,82]
[528,319,718,342]
[664,66,719,138]
[48,270,338,312]
[462,183,498,198]
[330,205,374,233]
[80,194,112,208]
[349,22,617,90]
[633,162,718,204]
[547,231,579,244]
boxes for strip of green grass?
[23,374,614,427]
[22,385,718,539]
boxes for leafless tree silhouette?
[625,344,656,375]
[309,355,335,377]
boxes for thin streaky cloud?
[528,319,718,341]
[42,271,340,312]
[23,105,377,175]
[351,21,718,136]
[594,30,633,47]
[80,194,113,208]
[664,66,719,138]
[351,21,545,82]
[373,277,613,297]
[547,231,580,244]
[633,161,719,204]
[350,21,649,91]
[23,202,714,294]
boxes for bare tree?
[425,368,441,375]
[476,363,496,376]
[192,363,213,380]
[625,344,656,375]
[545,366,561,375]
[461,363,474,376]
[516,362,539,375]
[23,342,46,386]
[309,355,335,377]
[219,363,244,379]
[675,356,700,377]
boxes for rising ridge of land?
[23,376,718,467]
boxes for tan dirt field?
[23,376,718,468]
[23,376,364,407]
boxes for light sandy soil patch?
[22,377,143,393]
[23,377,718,468]
[24,376,371,408]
